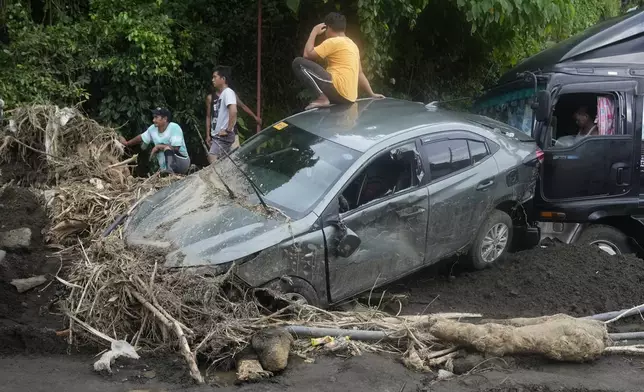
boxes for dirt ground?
[1,182,644,391]
[0,185,68,355]
[390,242,644,319]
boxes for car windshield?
[224,123,358,218]
[473,86,537,136]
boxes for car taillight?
[522,148,544,167]
[536,148,544,163]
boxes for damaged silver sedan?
[124,98,540,307]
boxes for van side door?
[535,80,641,221]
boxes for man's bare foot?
[305,96,330,110]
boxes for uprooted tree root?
[61,234,464,384]
[0,105,129,186]
[46,173,179,245]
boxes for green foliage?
[0,0,631,172]
[455,0,573,33]
[489,0,621,72]
[356,0,429,78]
[0,3,91,105]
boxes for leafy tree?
[0,0,630,171]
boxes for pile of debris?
[1,105,644,386]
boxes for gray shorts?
[209,137,234,157]
[163,150,191,174]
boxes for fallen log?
[129,290,204,384]
[427,314,609,362]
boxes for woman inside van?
[573,105,599,137]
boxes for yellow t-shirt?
[314,36,360,102]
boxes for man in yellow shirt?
[292,12,384,110]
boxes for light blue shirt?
[140,122,188,170]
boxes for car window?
[339,142,422,213]
[425,139,470,181]
[468,140,488,164]
[217,123,359,219]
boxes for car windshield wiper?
[211,139,271,214]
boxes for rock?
[437,369,455,381]
[43,190,57,209]
[452,353,485,375]
[235,355,272,382]
[251,328,293,372]
[11,275,47,293]
[0,228,32,250]
[142,370,156,379]
[0,250,5,264]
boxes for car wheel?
[283,280,320,307]
[576,225,633,256]
[262,277,320,308]
[469,209,513,270]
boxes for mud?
[0,185,66,352]
[393,242,644,318]
[0,352,642,392]
[0,161,48,187]
[1,180,643,391]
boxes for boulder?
[0,228,32,250]
[11,275,47,293]
[251,328,293,372]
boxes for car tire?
[263,277,320,308]
[576,225,633,256]
[468,209,514,270]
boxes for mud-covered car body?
[124,98,539,307]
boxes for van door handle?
[476,178,495,191]
[612,162,630,186]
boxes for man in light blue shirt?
[120,107,191,174]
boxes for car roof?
[285,98,489,152]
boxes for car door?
[535,81,641,219]
[325,140,430,303]
[420,132,499,262]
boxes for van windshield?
[473,87,538,136]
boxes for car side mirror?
[337,227,361,258]
[535,90,551,122]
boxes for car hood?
[123,169,295,268]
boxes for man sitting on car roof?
[292,12,384,110]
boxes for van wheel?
[576,225,633,256]
[469,210,514,270]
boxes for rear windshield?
[473,86,539,137]
[469,116,535,142]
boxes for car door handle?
[395,206,426,218]
[476,178,495,191]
